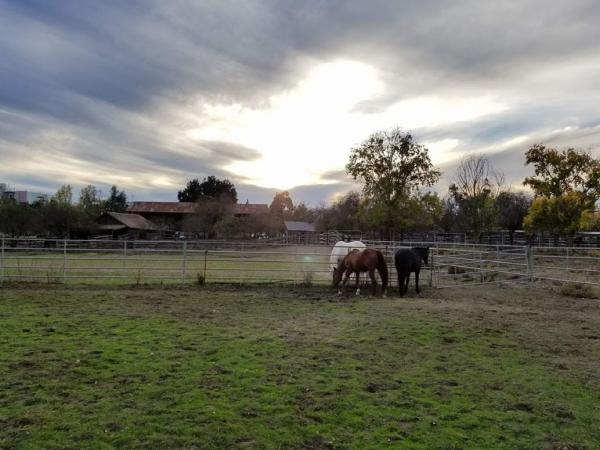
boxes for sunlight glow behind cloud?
[186,60,507,189]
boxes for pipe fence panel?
[0,238,597,289]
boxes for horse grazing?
[394,247,429,296]
[333,248,388,296]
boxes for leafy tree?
[523,145,600,204]
[524,192,585,243]
[314,191,363,231]
[178,176,237,203]
[346,128,441,234]
[437,196,459,233]
[580,210,600,231]
[289,202,315,222]
[78,185,102,217]
[523,145,600,238]
[449,154,502,240]
[180,199,233,238]
[495,191,531,244]
[104,185,127,212]
[269,191,294,218]
[53,185,73,205]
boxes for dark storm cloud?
[2,0,600,204]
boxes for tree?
[523,145,600,239]
[104,185,127,212]
[78,185,102,217]
[180,199,232,238]
[346,128,441,234]
[580,210,600,231]
[523,145,600,204]
[523,192,585,243]
[449,154,502,240]
[269,191,294,218]
[289,202,315,222]
[314,191,363,231]
[53,185,73,205]
[178,176,237,203]
[495,191,531,244]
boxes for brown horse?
[332,248,388,296]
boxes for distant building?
[284,220,317,244]
[0,183,49,204]
[96,212,160,239]
[127,201,270,231]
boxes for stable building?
[96,212,160,239]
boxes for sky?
[1,0,600,205]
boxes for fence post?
[240,243,244,285]
[526,245,533,283]
[182,241,187,284]
[566,247,570,281]
[123,241,127,275]
[203,250,208,283]
[0,236,4,285]
[63,239,67,284]
[496,245,500,287]
[479,249,484,283]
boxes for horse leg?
[404,273,410,295]
[415,269,420,294]
[368,269,377,296]
[398,274,405,296]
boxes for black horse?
[394,247,429,296]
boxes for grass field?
[1,284,599,449]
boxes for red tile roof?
[233,203,269,215]
[128,201,269,216]
[128,202,201,214]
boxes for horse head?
[332,264,343,287]
[413,247,430,265]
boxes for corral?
[1,239,599,448]
[1,239,599,290]
[1,284,599,448]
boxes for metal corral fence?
[0,238,598,289]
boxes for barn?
[284,220,317,244]
[96,211,160,239]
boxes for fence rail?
[0,238,598,289]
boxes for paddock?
[1,284,598,448]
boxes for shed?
[96,212,159,239]
[284,221,317,244]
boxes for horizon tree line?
[1,127,599,241]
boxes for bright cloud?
[187,60,506,189]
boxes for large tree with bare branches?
[449,154,503,240]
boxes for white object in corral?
[329,240,366,272]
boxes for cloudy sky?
[1,0,600,205]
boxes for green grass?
[1,285,598,449]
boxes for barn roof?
[233,203,269,215]
[128,201,269,216]
[128,202,200,214]
[100,212,158,230]
[284,221,316,232]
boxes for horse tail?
[377,251,389,291]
